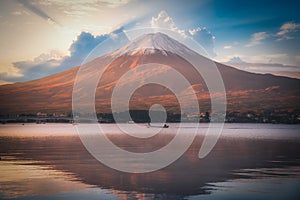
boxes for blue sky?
[0,0,300,84]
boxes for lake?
[0,123,300,200]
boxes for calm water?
[0,123,299,200]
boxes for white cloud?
[216,53,290,64]
[245,32,268,47]
[151,10,186,38]
[33,50,66,62]
[150,11,216,57]
[188,27,200,36]
[0,29,129,83]
[276,22,300,41]
[223,45,232,49]
[0,64,23,81]
[3,50,66,82]
[277,23,298,35]
[187,27,216,57]
[228,56,244,63]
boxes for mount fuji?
[0,32,299,115]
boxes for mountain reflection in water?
[0,124,299,200]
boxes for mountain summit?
[113,32,195,56]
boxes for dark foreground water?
[0,123,299,200]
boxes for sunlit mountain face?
[0,32,299,116]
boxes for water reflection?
[0,159,87,199]
[0,124,300,199]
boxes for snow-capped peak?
[112,32,196,56]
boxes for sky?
[0,0,300,84]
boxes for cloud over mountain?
[187,27,216,57]
[0,28,129,82]
[151,10,186,38]
[151,11,216,57]
[0,11,219,84]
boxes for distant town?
[1,109,299,124]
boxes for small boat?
[147,123,169,128]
